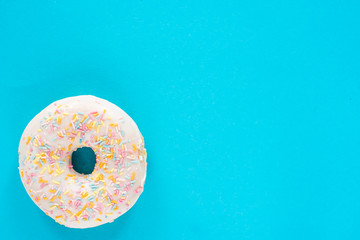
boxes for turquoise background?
[0,1,359,239]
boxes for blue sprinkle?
[83,116,89,124]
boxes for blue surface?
[0,1,359,239]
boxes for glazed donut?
[18,95,147,228]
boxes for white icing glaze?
[18,95,147,228]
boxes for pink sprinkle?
[74,200,82,209]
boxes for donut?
[18,95,147,228]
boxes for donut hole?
[71,147,96,175]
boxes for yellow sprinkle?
[37,129,42,132]
[72,114,77,120]
[80,115,87,123]
[49,189,57,193]
[64,190,69,195]
[50,195,57,202]
[75,205,87,217]
[26,137,31,145]
[96,218,102,222]
[131,172,135,181]
[20,169,24,177]
[132,144,137,152]
[65,210,73,215]
[108,175,116,182]
[50,205,58,210]
[98,162,106,169]
[81,192,89,199]
[95,173,104,182]
[52,180,60,185]
[55,215,63,219]
[96,125,100,133]
[39,178,48,184]
[55,169,64,176]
